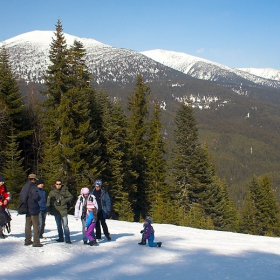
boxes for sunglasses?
[56,183,62,185]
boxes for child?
[0,175,11,238]
[138,216,162,247]
[85,201,98,246]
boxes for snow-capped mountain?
[238,67,280,82]
[0,30,187,85]
[141,49,280,89]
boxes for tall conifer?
[127,75,150,220]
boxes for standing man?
[19,173,43,247]
[37,179,47,239]
[47,179,73,244]
[92,179,111,241]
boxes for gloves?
[140,230,144,234]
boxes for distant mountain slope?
[238,67,280,82]
[141,49,280,89]
[1,30,191,86]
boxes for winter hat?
[87,201,95,209]
[145,216,152,224]
[37,179,44,185]
[0,175,5,182]
[81,187,90,195]
[94,179,102,187]
[28,173,37,180]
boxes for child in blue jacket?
[138,216,162,247]
[85,201,98,246]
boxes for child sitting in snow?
[85,201,98,246]
[138,216,162,247]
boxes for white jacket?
[74,194,98,219]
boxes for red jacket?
[0,185,10,210]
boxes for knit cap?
[0,175,5,182]
[81,187,90,195]
[145,216,152,224]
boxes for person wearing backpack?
[47,179,73,244]
[0,175,11,239]
[74,187,98,244]
[92,179,111,241]
[19,173,43,247]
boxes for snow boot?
[138,237,146,245]
[88,240,98,246]
[105,233,111,241]
[157,242,162,247]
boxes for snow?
[1,211,280,280]
[1,30,105,48]
[238,67,280,82]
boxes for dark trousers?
[95,211,109,239]
[25,213,40,245]
[39,211,46,238]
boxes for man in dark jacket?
[47,179,73,243]
[19,173,42,247]
[92,179,111,241]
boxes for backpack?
[17,201,28,215]
[17,184,33,215]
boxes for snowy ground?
[1,211,280,280]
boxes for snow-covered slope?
[141,49,280,88]
[1,211,280,280]
[0,31,186,85]
[238,67,280,82]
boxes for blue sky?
[1,0,280,69]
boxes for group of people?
[1,173,112,247]
[1,173,162,248]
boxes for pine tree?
[0,45,32,170]
[241,175,280,236]
[146,100,168,221]
[2,131,26,207]
[170,101,237,230]
[170,102,213,211]
[99,97,135,221]
[42,21,96,195]
[127,75,150,221]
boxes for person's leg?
[39,212,46,238]
[81,219,87,243]
[0,226,4,238]
[148,235,158,247]
[61,215,70,242]
[54,215,64,241]
[25,214,32,244]
[95,212,102,239]
[85,223,94,242]
[99,213,110,239]
[31,214,41,245]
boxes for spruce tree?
[170,102,237,230]
[0,45,32,170]
[101,100,135,221]
[2,131,26,207]
[241,175,280,236]
[146,100,168,222]
[127,75,150,221]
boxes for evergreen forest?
[1,20,280,236]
